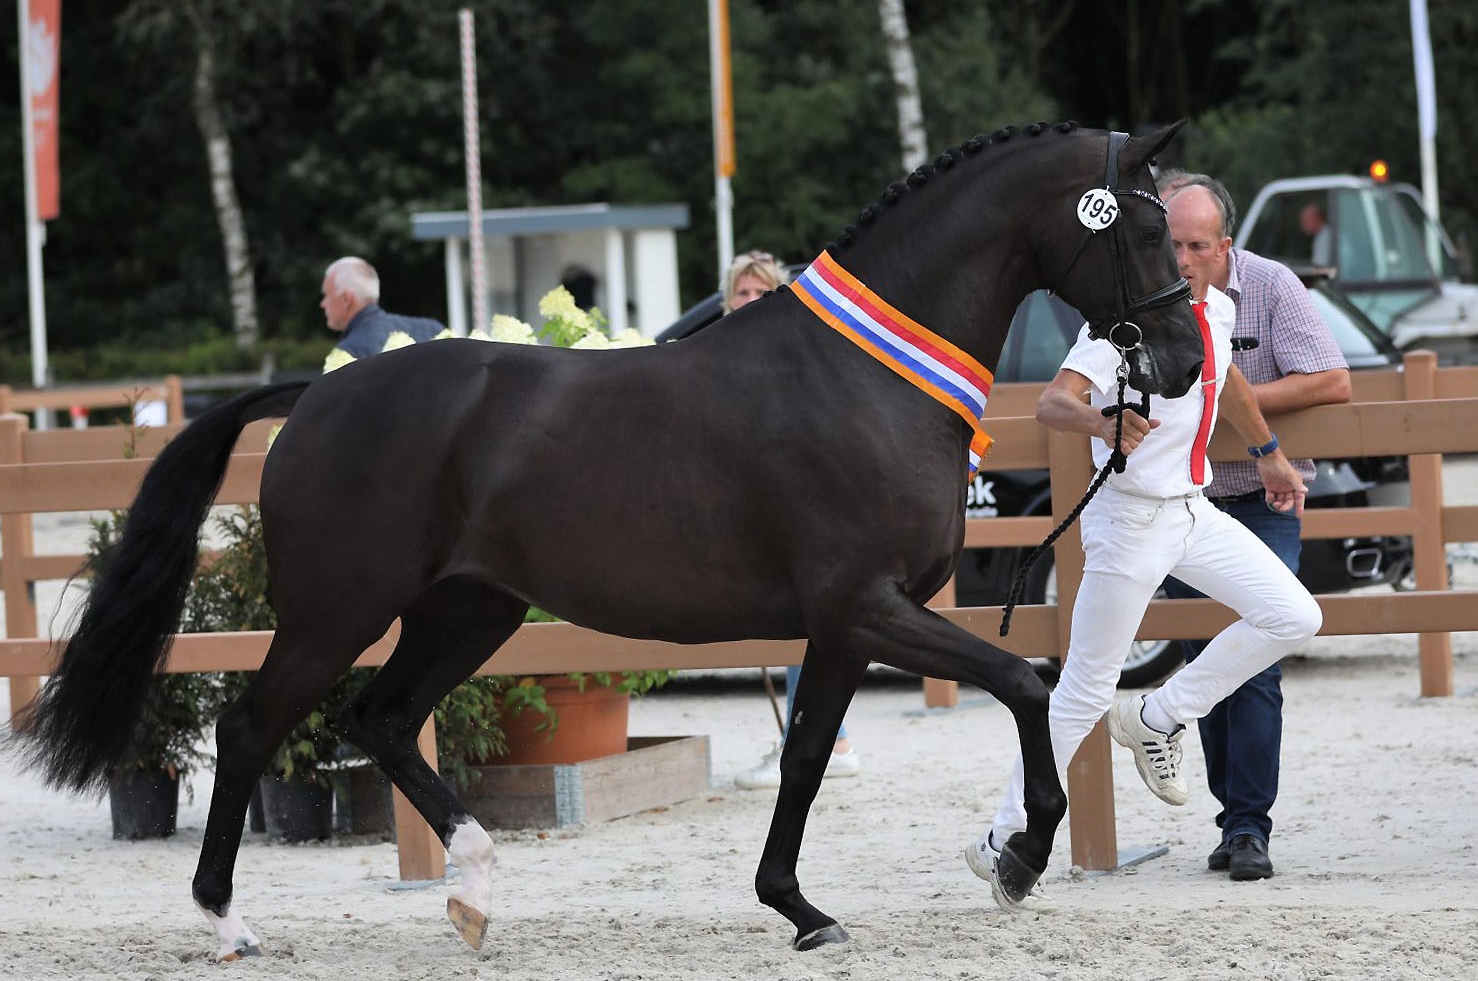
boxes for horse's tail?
[14,380,312,794]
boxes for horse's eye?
[1140,226,1162,246]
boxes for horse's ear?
[1119,119,1187,175]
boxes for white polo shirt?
[1060,286,1236,498]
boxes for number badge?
[1076,188,1119,230]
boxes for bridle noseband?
[1051,131,1190,352]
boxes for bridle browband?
[1051,131,1191,352]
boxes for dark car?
[659,270,1411,686]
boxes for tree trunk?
[878,0,928,173]
[193,29,259,349]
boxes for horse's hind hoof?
[447,897,489,950]
[218,943,262,963]
[995,842,1043,904]
[793,923,850,951]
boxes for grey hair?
[1159,172,1237,239]
[325,256,381,304]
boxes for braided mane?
[824,121,1082,253]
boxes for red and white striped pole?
[459,9,488,336]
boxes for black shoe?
[1207,840,1230,872]
[1227,834,1273,880]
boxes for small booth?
[411,202,690,339]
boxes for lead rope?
[999,356,1148,637]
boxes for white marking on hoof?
[445,819,495,948]
[198,901,262,962]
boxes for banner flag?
[26,0,61,220]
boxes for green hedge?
[0,336,334,387]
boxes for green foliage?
[0,337,332,388]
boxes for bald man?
[1158,176,1350,882]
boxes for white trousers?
[990,485,1321,846]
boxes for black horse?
[17,121,1201,959]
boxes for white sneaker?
[733,744,782,790]
[733,745,862,789]
[964,833,1057,914]
[824,748,862,779]
[1106,696,1188,806]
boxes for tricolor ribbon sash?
[792,251,994,478]
[1189,300,1217,485]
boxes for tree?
[877,0,927,173]
[186,3,258,349]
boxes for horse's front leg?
[754,643,869,950]
[830,588,1066,904]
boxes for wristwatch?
[1247,434,1280,458]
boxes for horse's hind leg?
[754,643,869,950]
[193,622,380,961]
[335,578,529,951]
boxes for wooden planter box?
[462,735,710,830]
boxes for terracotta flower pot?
[492,675,631,766]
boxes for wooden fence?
[0,376,186,427]
[2,352,1476,881]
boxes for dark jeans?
[1163,495,1302,846]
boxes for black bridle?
[1051,130,1190,353]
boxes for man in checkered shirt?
[1158,174,1351,882]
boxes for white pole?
[459,10,488,334]
[18,0,51,418]
[444,237,467,337]
[1409,0,1442,271]
[708,0,735,279]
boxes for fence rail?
[2,352,1476,880]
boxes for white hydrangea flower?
[488,314,537,344]
[538,285,593,336]
[322,347,358,373]
[607,328,654,348]
[569,331,611,349]
[381,330,417,352]
[431,327,454,341]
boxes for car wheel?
[1026,551,1183,689]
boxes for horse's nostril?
[1184,361,1204,391]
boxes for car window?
[1306,285,1395,367]
[1006,291,1078,383]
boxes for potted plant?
[88,510,218,839]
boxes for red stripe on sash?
[1189,301,1216,484]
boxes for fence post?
[1045,425,1120,870]
[164,375,185,423]
[1403,351,1453,696]
[392,717,447,880]
[0,413,42,724]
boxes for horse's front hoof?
[995,842,1043,904]
[217,942,262,963]
[793,923,850,951]
[447,897,489,950]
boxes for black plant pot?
[258,775,333,842]
[109,769,180,840]
[333,764,395,837]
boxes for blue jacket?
[334,305,445,360]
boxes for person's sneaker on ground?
[964,832,1057,914]
[1227,834,1274,880]
[733,744,781,790]
[824,747,862,779]
[1106,696,1188,805]
[734,744,862,789]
